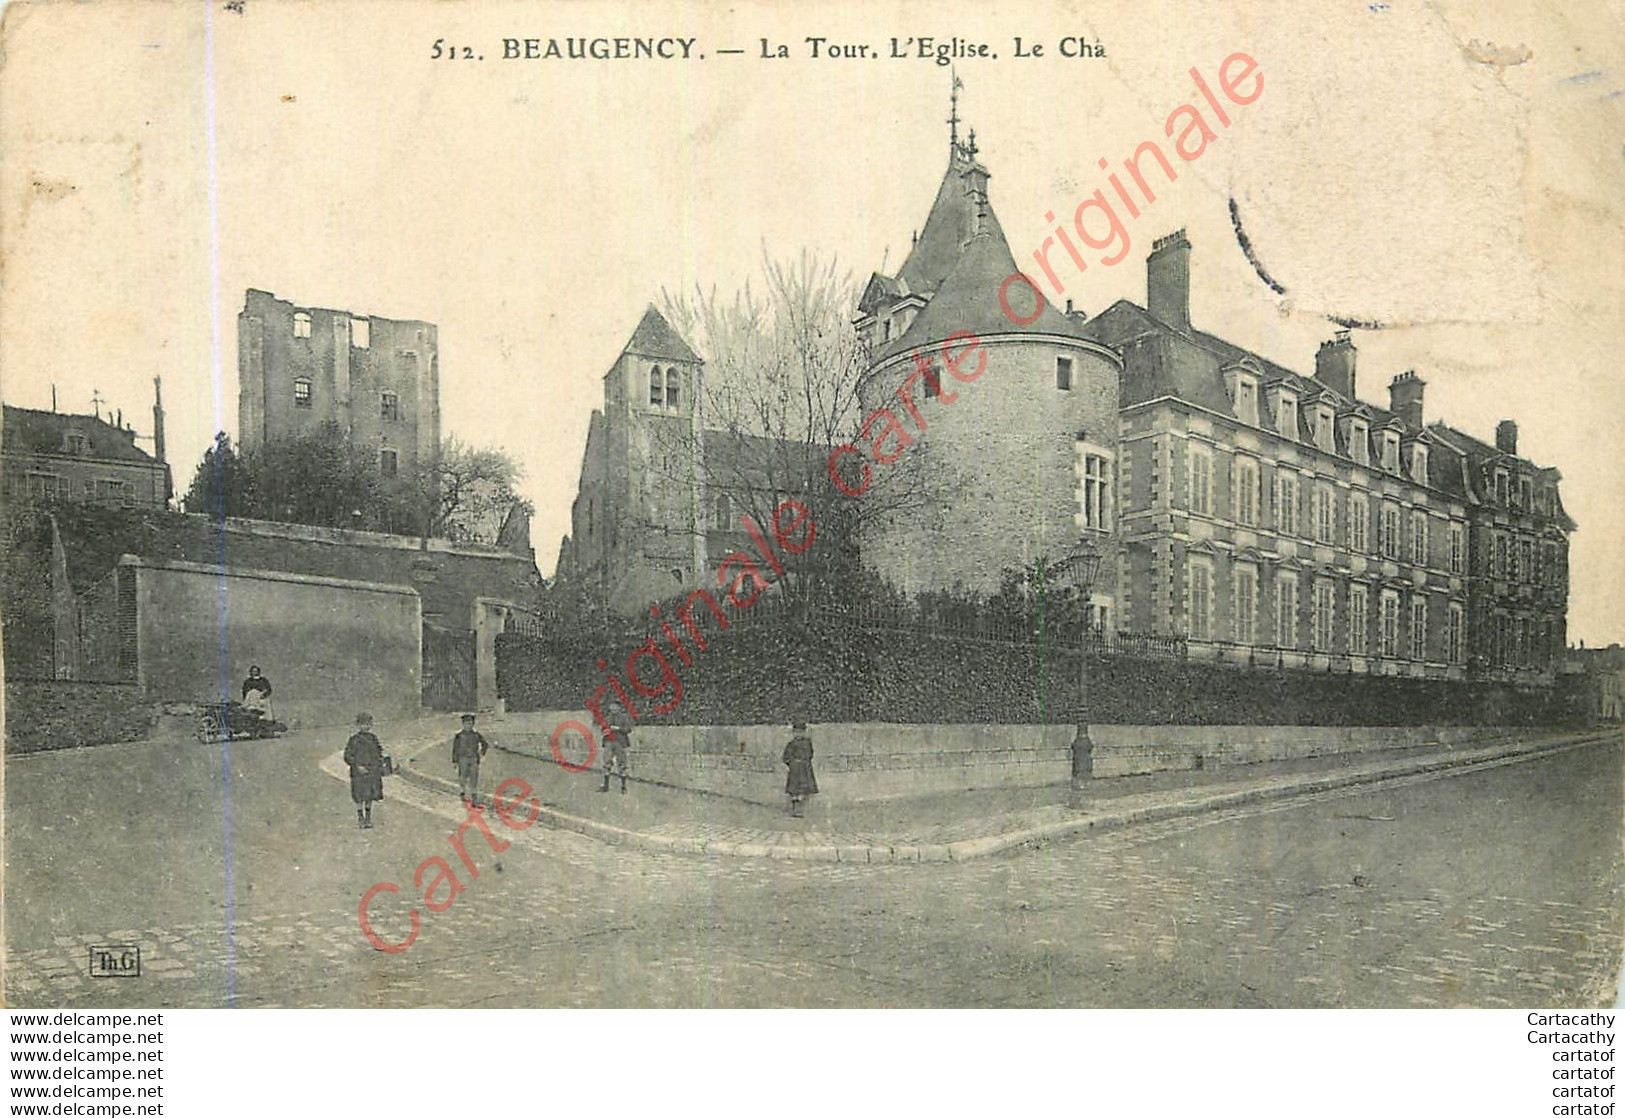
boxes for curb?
[388,730,1615,865]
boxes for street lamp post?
[1055,533,1106,789]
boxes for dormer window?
[293,312,312,339]
[1274,390,1298,440]
[1410,442,1429,485]
[1349,419,1370,466]
[63,430,88,455]
[1495,469,1510,504]
[1234,376,1259,426]
[1314,405,1336,452]
[1381,429,1400,472]
[1518,477,1531,510]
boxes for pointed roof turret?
[878,220,1088,361]
[621,304,701,364]
[896,145,1004,296]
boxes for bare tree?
[656,249,946,609]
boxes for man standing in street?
[451,713,489,810]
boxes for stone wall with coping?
[475,711,1506,806]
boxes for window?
[666,369,681,410]
[28,474,61,501]
[1381,430,1400,472]
[1495,469,1509,505]
[1410,443,1429,485]
[1349,584,1370,655]
[379,449,398,478]
[1447,602,1465,665]
[1313,579,1336,653]
[293,312,312,339]
[1186,556,1213,641]
[95,479,122,502]
[1494,533,1509,579]
[1379,590,1401,657]
[1379,502,1401,560]
[1235,377,1259,425]
[1079,450,1111,530]
[380,391,400,422]
[1449,523,1464,574]
[1314,484,1335,544]
[1276,391,1298,440]
[650,365,664,407]
[1275,470,1300,536]
[350,318,370,349]
[64,431,88,455]
[1519,477,1532,510]
[1233,564,1257,645]
[1411,510,1428,566]
[1542,542,1558,586]
[1233,456,1260,527]
[1275,572,1299,649]
[293,377,312,407]
[1056,356,1073,391]
[1314,405,1336,452]
[1350,497,1369,554]
[1188,444,1212,516]
[1519,539,1534,584]
[1410,596,1428,661]
[714,493,731,529]
[1349,420,1370,466]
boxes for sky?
[3,0,1622,644]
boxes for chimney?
[1496,419,1518,455]
[1147,229,1191,332]
[1388,371,1425,428]
[152,376,167,463]
[1315,331,1357,400]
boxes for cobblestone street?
[6,728,1621,1007]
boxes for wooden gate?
[422,623,476,711]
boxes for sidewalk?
[390,719,1617,863]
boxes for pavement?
[370,716,1616,863]
[8,719,1620,1007]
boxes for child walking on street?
[344,713,385,829]
[452,713,489,809]
[783,720,817,818]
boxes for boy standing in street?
[451,713,489,809]
[344,713,385,830]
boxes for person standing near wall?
[451,713,489,809]
[600,715,630,794]
[344,713,385,829]
[783,720,817,818]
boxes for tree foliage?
[182,426,530,542]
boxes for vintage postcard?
[2,0,1622,1019]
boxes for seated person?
[241,665,273,712]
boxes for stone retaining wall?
[481,713,1508,806]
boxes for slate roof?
[1429,421,1577,529]
[2,406,158,464]
[896,149,1007,297]
[1079,301,1480,499]
[621,304,701,365]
